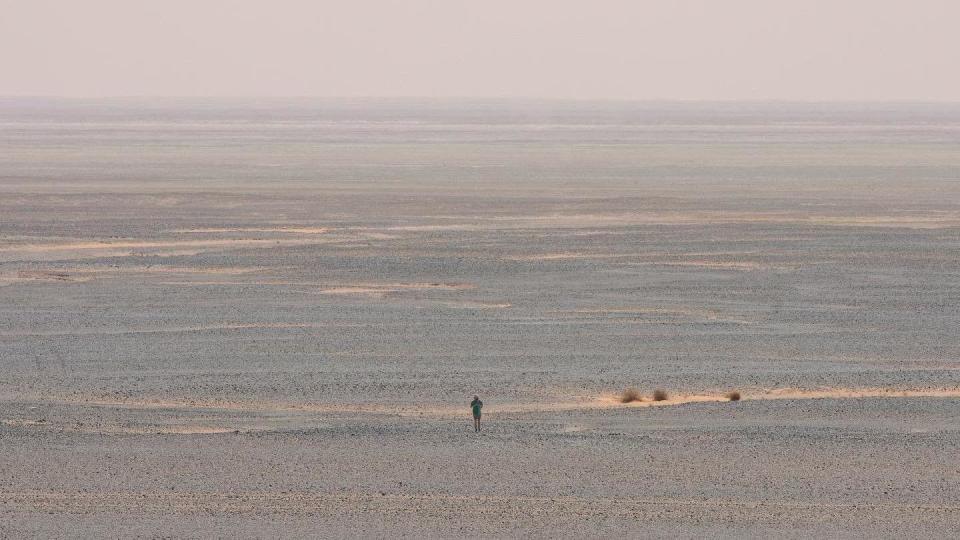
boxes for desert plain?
[1,100,959,537]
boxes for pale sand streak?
[29,388,960,419]
[0,266,264,286]
[376,212,960,231]
[505,253,777,271]
[0,239,326,253]
[0,322,355,338]
[170,227,329,234]
[316,282,478,299]
[550,308,755,325]
[0,420,233,435]
[0,238,341,262]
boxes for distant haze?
[2,0,959,101]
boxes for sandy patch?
[430,300,511,309]
[0,266,267,287]
[107,425,238,435]
[171,227,329,234]
[1,419,236,435]
[551,307,754,325]
[378,224,484,232]
[760,387,960,400]
[153,280,303,286]
[15,270,87,281]
[114,266,264,275]
[30,386,960,421]
[0,238,321,253]
[493,394,725,412]
[374,212,960,232]
[589,387,960,410]
[651,260,770,271]
[505,252,641,261]
[506,252,775,271]
[318,282,475,296]
[150,280,475,290]
[315,283,505,308]
[0,238,333,261]
[318,286,392,298]
[806,215,960,229]
[0,270,94,285]
[0,322,331,338]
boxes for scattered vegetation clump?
[726,390,741,402]
[619,388,643,403]
[652,389,668,402]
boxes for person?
[471,395,483,432]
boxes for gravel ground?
[3,399,960,538]
[1,100,959,538]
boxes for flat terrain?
[1,100,959,538]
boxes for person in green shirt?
[471,395,483,432]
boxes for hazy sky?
[2,0,958,100]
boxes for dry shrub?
[652,389,668,401]
[619,388,643,403]
[726,390,741,401]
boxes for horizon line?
[3,95,960,106]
